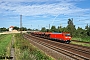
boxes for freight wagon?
[31,32,71,44]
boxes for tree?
[87,26,90,36]
[21,27,27,31]
[85,24,90,36]
[13,26,19,30]
[57,26,60,32]
[57,26,64,33]
[76,27,84,37]
[50,26,57,32]
[85,24,89,30]
[0,27,8,32]
[61,27,68,32]
[27,28,32,31]
[41,27,46,32]
[67,18,76,36]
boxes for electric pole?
[20,15,22,33]
[48,24,50,32]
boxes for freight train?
[31,32,71,44]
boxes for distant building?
[9,26,14,31]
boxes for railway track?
[24,34,90,60]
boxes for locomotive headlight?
[69,37,71,38]
[65,37,68,38]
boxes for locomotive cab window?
[65,34,70,36]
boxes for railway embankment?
[24,34,90,60]
[14,34,54,60]
[0,33,54,60]
[71,40,90,47]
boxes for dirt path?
[10,35,15,60]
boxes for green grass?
[72,36,90,42]
[14,34,54,60]
[0,34,7,41]
[71,41,90,47]
[71,36,90,47]
[0,34,12,56]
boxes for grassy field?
[14,34,54,60]
[71,41,90,47]
[72,36,90,42]
[0,34,12,56]
[71,36,90,47]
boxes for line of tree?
[0,26,38,32]
[13,26,39,31]
[0,18,90,38]
[0,27,8,32]
[41,18,90,37]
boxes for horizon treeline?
[0,18,90,38]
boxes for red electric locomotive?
[48,32,71,43]
[31,32,71,44]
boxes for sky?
[0,0,90,29]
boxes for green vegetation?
[72,36,90,42]
[71,41,90,47]
[0,34,7,40]
[14,34,54,60]
[41,18,90,42]
[0,26,38,32]
[0,27,8,32]
[0,34,12,56]
[0,18,89,46]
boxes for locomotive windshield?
[65,34,70,36]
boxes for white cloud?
[0,1,89,17]
[0,0,90,29]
